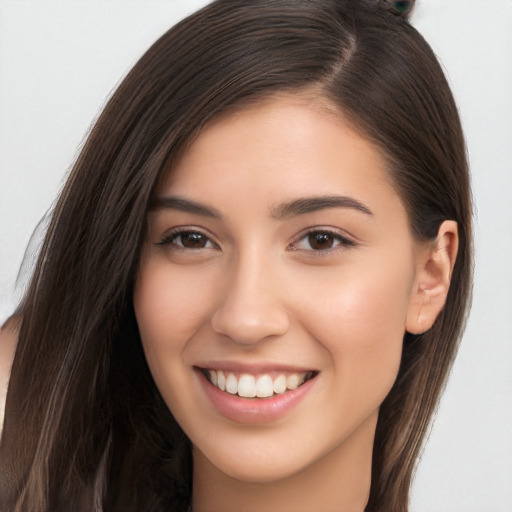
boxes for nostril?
[210,306,290,346]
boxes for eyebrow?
[150,195,222,218]
[271,195,373,219]
[149,194,373,220]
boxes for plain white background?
[1,1,511,510]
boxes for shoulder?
[0,316,19,434]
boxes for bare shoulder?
[0,316,20,433]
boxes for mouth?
[198,368,318,398]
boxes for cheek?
[133,257,218,424]
[134,257,216,347]
[296,258,414,402]
[132,257,212,402]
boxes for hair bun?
[384,0,416,19]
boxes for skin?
[0,318,19,437]
[134,94,458,512]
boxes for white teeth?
[226,373,238,394]
[273,374,287,394]
[256,375,274,397]
[286,373,301,390]
[238,374,256,398]
[207,370,312,397]
[217,370,226,391]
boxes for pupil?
[309,232,333,250]
[182,232,206,248]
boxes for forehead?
[158,94,405,223]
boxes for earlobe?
[406,220,459,334]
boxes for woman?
[0,0,472,511]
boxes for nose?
[210,250,290,346]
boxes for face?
[134,95,428,484]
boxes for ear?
[406,220,459,334]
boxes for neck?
[191,411,377,512]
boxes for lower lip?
[197,370,317,424]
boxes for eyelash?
[156,228,217,251]
[289,229,356,255]
[156,228,356,255]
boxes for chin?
[203,450,312,484]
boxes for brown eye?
[157,230,215,250]
[308,232,335,250]
[290,229,355,254]
[179,231,209,248]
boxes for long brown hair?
[0,1,472,510]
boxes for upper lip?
[193,361,317,374]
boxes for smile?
[204,369,316,398]
[196,366,319,423]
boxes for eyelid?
[156,226,219,250]
[154,225,356,255]
[288,227,356,254]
